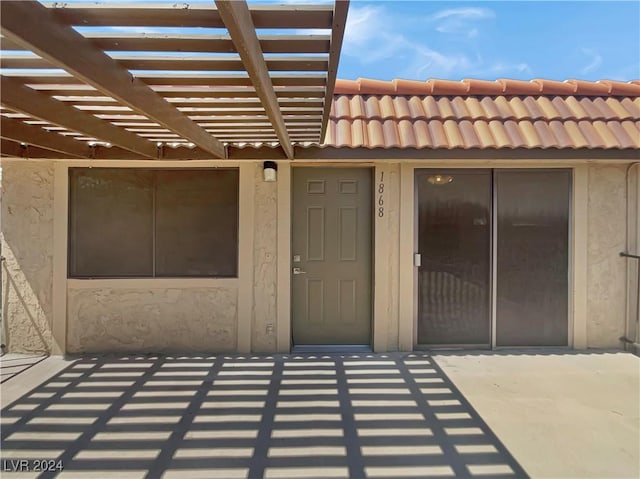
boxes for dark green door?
[291,168,372,345]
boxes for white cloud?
[430,8,496,21]
[580,48,603,75]
[429,7,495,38]
[342,5,529,80]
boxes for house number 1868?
[377,171,384,217]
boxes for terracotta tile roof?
[324,78,640,149]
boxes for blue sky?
[32,0,640,82]
[337,1,639,81]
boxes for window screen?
[68,168,239,278]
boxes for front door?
[291,168,372,345]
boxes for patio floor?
[0,351,638,479]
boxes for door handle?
[292,267,307,275]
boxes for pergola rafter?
[0,0,349,160]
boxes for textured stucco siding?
[375,163,401,351]
[252,166,278,352]
[67,287,238,353]
[587,164,628,348]
[1,160,54,353]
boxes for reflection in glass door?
[495,170,570,346]
[416,170,492,346]
[416,168,571,348]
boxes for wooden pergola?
[0,0,349,160]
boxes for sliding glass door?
[495,170,570,346]
[416,168,571,348]
[416,170,492,346]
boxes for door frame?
[407,164,580,350]
[288,165,375,349]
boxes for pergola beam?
[320,0,349,143]
[0,0,226,158]
[215,0,293,159]
[1,76,156,158]
[1,117,90,158]
[2,33,331,54]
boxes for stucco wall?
[252,165,278,352]
[587,164,628,348]
[67,286,237,353]
[374,163,401,351]
[1,160,54,353]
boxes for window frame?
[67,167,240,279]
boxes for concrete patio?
[0,351,638,479]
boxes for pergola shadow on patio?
[1,354,527,479]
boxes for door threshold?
[291,345,372,353]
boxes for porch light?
[263,161,278,182]
[427,174,454,185]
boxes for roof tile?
[333,95,351,119]
[334,79,360,94]
[480,97,501,119]
[564,121,589,148]
[509,97,531,120]
[605,98,634,119]
[392,79,432,96]
[382,119,400,147]
[327,77,640,150]
[498,79,541,95]
[474,120,496,148]
[564,96,589,119]
[489,120,511,147]
[536,96,562,120]
[620,121,640,147]
[422,97,441,119]
[518,120,542,147]
[598,80,640,96]
[577,120,605,148]
[534,79,576,95]
[592,120,620,148]
[464,97,486,119]
[606,121,635,149]
[413,119,432,147]
[551,97,574,119]
[522,97,544,119]
[349,95,366,119]
[408,96,426,119]
[548,120,573,148]
[578,98,605,120]
[350,118,366,147]
[567,79,610,96]
[398,119,417,147]
[358,78,396,95]
[591,97,619,120]
[504,120,527,148]
[380,95,396,119]
[366,120,385,148]
[459,120,481,148]
[335,118,352,147]
[443,119,465,148]
[533,120,557,148]
[451,97,472,119]
[620,97,640,117]
[464,79,504,95]
[364,96,381,119]
[430,79,469,95]
[437,97,456,119]
[392,96,411,120]
[428,120,448,148]
[494,96,516,119]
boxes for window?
[68,168,239,278]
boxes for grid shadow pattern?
[1,353,528,479]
